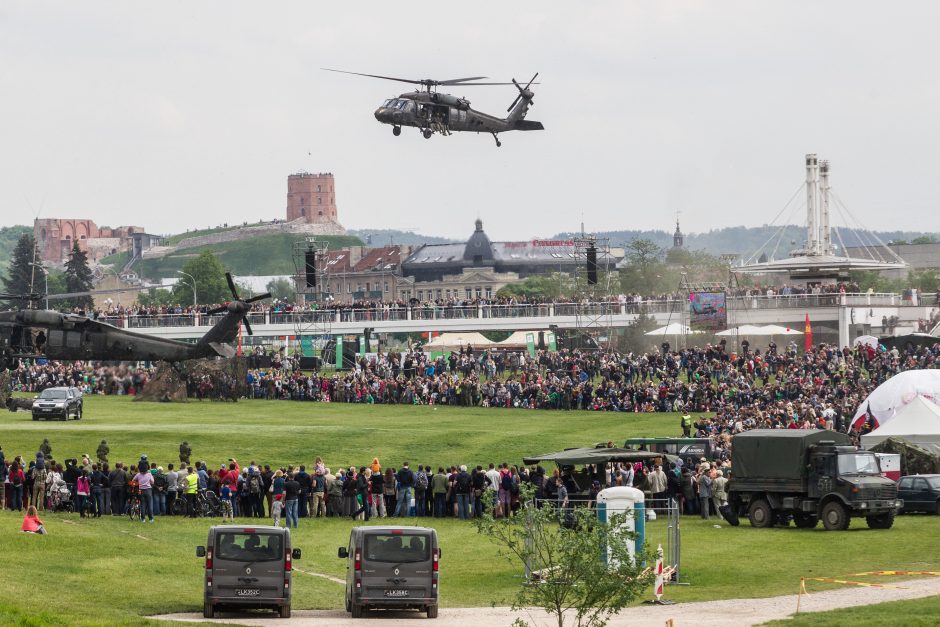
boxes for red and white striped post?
[654,543,664,601]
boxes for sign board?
[689,292,727,331]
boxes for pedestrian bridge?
[104,293,933,347]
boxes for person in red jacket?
[9,462,25,511]
[21,505,46,534]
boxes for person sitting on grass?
[21,505,46,535]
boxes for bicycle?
[127,495,142,521]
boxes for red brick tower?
[286,172,338,223]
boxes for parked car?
[196,525,301,619]
[31,387,82,421]
[897,475,940,515]
[338,526,440,619]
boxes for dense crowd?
[1,446,725,524]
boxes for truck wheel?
[794,513,818,529]
[351,603,363,618]
[747,499,773,528]
[821,501,850,530]
[866,511,896,529]
[203,602,215,619]
[427,604,439,619]
[278,605,291,618]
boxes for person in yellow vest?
[185,467,199,518]
[681,412,692,437]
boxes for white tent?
[496,330,545,350]
[645,323,699,336]
[854,335,880,349]
[861,396,940,455]
[852,369,940,429]
[716,324,802,336]
[423,332,495,352]
[760,324,804,336]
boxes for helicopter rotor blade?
[524,72,539,91]
[438,76,488,84]
[206,304,229,315]
[245,292,271,304]
[242,317,253,336]
[225,272,239,300]
[321,68,424,85]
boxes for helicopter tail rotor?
[507,72,539,113]
[205,272,271,335]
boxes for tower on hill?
[286,172,338,224]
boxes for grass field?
[764,595,940,626]
[1,397,938,625]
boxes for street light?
[176,270,197,309]
[29,262,49,310]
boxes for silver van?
[196,525,301,619]
[338,526,440,618]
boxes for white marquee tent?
[851,369,940,430]
[860,395,940,456]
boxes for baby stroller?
[49,479,73,513]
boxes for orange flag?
[804,313,813,353]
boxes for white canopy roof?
[645,323,700,336]
[861,396,940,452]
[423,332,495,351]
[715,324,803,337]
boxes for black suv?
[898,475,940,515]
[31,387,83,421]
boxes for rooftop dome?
[463,218,494,264]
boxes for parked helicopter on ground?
[0,273,269,371]
[323,69,543,146]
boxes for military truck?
[726,430,901,531]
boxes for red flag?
[804,313,813,353]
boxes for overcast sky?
[2,1,938,241]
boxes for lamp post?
[176,270,197,309]
[29,262,49,310]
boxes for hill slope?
[136,232,363,279]
[0,225,32,279]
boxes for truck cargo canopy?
[732,430,852,480]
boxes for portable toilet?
[596,486,645,567]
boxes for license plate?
[235,588,261,597]
[385,589,409,598]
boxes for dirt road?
[155,576,940,626]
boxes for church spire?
[673,212,684,249]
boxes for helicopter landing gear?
[422,129,433,139]
[392,126,401,136]
[491,132,502,147]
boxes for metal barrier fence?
[100,292,907,330]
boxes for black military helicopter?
[0,273,269,370]
[323,69,543,147]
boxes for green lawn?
[1,397,938,625]
[763,595,940,626]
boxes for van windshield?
[40,389,68,399]
[365,534,429,563]
[216,532,283,562]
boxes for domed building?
[397,219,619,302]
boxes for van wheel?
[203,602,215,619]
[427,604,439,619]
[747,499,773,528]
[351,603,363,618]
[821,501,850,531]
[278,605,291,618]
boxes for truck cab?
[727,430,901,531]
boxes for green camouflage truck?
[726,430,901,531]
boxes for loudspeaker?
[586,245,598,286]
[304,251,317,288]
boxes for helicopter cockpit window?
[383,99,394,108]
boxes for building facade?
[286,171,339,224]
[33,218,158,265]
[317,245,413,303]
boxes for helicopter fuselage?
[374,90,543,142]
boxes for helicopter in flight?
[0,273,269,371]
[323,69,543,147]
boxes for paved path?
[155,576,940,626]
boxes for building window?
[317,185,321,192]
[318,197,322,205]
[465,288,472,299]
[485,287,492,299]
[301,196,305,205]
[384,282,389,292]
[436,289,442,299]
[475,287,482,298]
